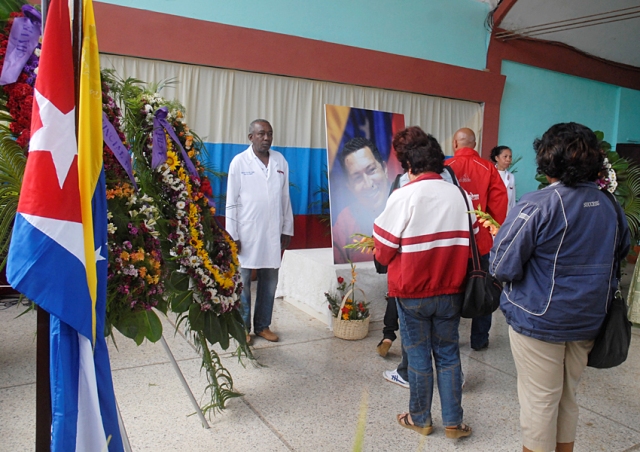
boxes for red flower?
[200,177,213,197]
[337,276,344,284]
[341,306,351,314]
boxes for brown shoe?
[256,328,279,342]
[377,339,392,357]
[445,423,472,439]
[245,334,252,345]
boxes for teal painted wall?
[618,88,640,144]
[98,0,490,70]
[497,60,621,199]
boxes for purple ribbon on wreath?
[102,112,138,190]
[151,108,216,208]
[0,5,42,86]
[152,107,200,180]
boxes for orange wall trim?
[94,2,506,157]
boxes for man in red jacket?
[445,128,508,351]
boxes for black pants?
[382,296,399,341]
[382,296,408,381]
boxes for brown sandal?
[397,413,433,436]
[445,423,472,439]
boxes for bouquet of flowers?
[469,204,501,236]
[343,233,375,254]
[325,262,370,321]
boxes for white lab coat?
[225,146,294,269]
[498,169,516,212]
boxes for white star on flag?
[29,88,78,188]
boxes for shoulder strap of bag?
[444,165,459,187]
[388,173,403,196]
[457,186,482,271]
[601,189,623,281]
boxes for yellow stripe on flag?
[77,0,102,344]
[325,104,350,171]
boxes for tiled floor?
[1,290,639,452]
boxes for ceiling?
[480,0,640,69]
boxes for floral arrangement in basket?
[325,262,370,340]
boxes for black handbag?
[457,187,502,318]
[587,290,632,368]
[587,190,632,369]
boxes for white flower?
[34,48,41,57]
[107,211,113,220]
[107,223,117,234]
[176,201,186,210]
[144,104,153,113]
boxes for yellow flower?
[120,251,130,261]
[165,150,179,171]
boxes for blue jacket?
[489,182,630,342]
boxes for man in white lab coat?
[225,119,294,344]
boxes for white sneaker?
[383,369,409,389]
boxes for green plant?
[0,126,26,270]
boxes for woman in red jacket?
[374,134,475,439]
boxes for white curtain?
[99,54,483,155]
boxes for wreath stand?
[159,335,211,429]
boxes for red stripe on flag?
[35,0,74,114]
[18,153,82,222]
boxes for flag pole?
[73,0,82,130]
[35,306,51,452]
[34,1,52,449]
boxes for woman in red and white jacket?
[374,133,476,439]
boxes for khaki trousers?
[508,327,594,452]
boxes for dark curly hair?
[490,145,511,163]
[535,122,603,187]
[338,137,384,170]
[393,127,444,175]
[393,126,444,174]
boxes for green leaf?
[226,311,247,344]
[188,303,205,331]
[203,311,222,345]
[168,271,190,292]
[113,310,163,345]
[170,290,193,313]
[595,130,605,142]
[140,310,163,343]
[218,314,230,350]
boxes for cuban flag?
[6,0,123,450]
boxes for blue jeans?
[396,294,464,428]
[240,267,279,334]
[470,254,492,349]
[397,344,409,382]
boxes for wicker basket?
[333,288,370,340]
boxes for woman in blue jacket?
[490,123,630,452]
